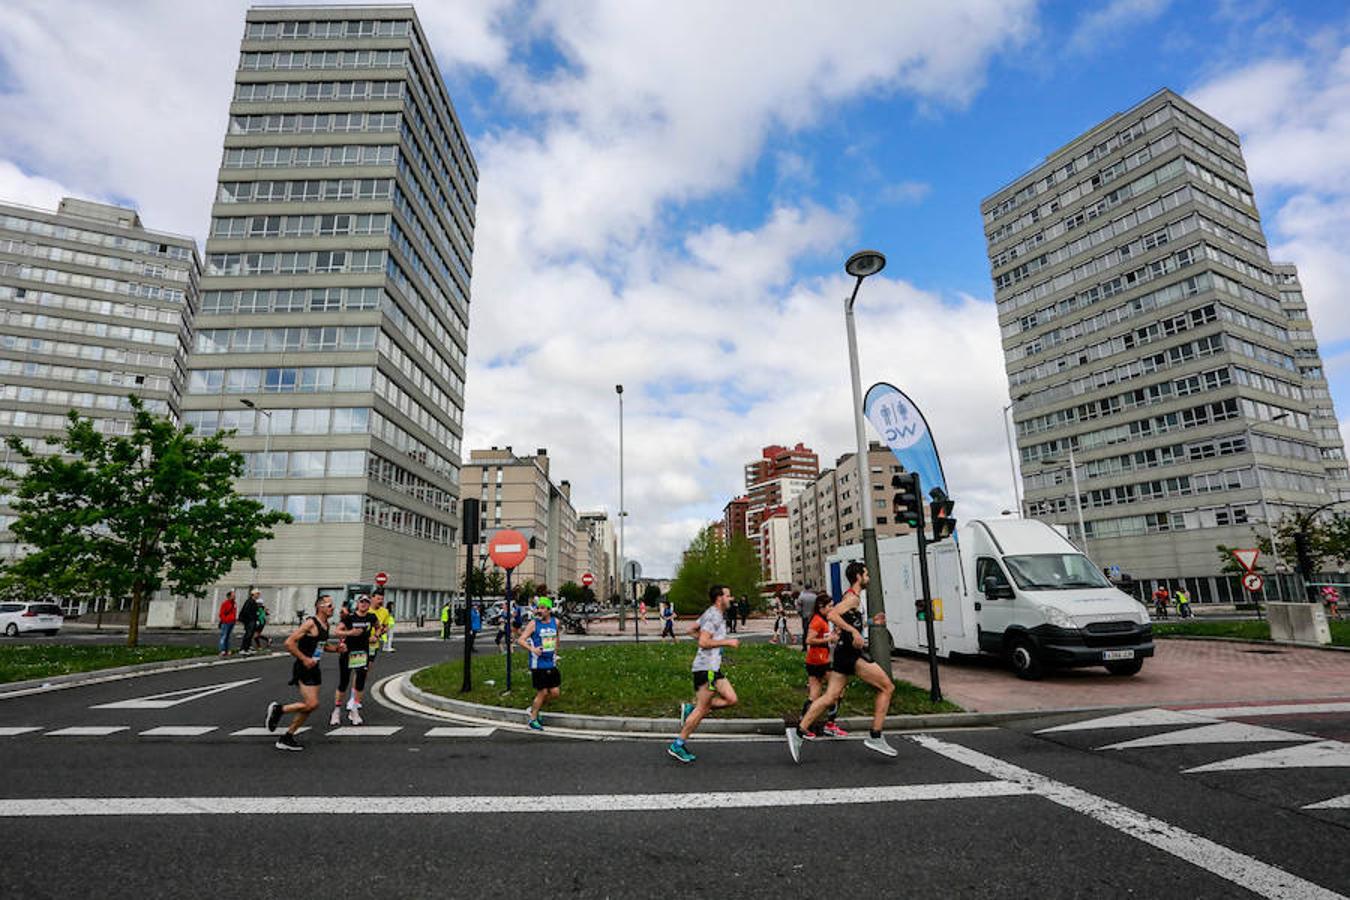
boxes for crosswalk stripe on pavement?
[140,726,218,737]
[0,727,40,736]
[47,726,128,736]
[327,726,402,736]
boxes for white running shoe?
[862,735,898,757]
[785,726,802,764]
[329,707,341,727]
[349,708,363,726]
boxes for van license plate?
[1103,649,1134,661]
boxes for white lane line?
[0,727,41,736]
[1037,708,1218,733]
[1098,722,1319,751]
[91,678,260,710]
[1305,794,1350,810]
[0,780,1031,817]
[140,726,218,737]
[230,727,310,736]
[46,726,128,736]
[912,734,1346,900]
[1190,702,1350,719]
[425,727,496,738]
[327,726,402,737]
[1186,740,1350,773]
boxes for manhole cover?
[1241,649,1285,655]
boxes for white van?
[825,518,1152,679]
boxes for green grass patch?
[412,642,960,718]
[0,644,215,684]
[1154,619,1349,647]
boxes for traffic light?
[929,487,956,542]
[461,497,481,546]
[1294,530,1315,581]
[914,595,928,620]
[892,473,923,530]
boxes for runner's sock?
[870,730,881,739]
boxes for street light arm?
[845,275,864,312]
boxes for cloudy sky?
[2,0,1349,574]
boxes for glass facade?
[984,89,1348,592]
[181,6,476,621]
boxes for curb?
[395,667,1142,735]
[0,650,285,700]
[1157,634,1350,653]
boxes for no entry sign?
[374,571,389,587]
[488,529,528,570]
[581,573,594,587]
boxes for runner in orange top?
[802,593,847,738]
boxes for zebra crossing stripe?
[230,727,310,736]
[0,727,40,736]
[46,726,128,736]
[140,726,218,737]
[327,726,402,737]
[426,727,496,738]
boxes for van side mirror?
[983,575,1013,600]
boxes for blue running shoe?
[667,742,696,764]
[527,717,544,731]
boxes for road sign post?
[488,530,528,693]
[461,498,480,693]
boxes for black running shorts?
[691,669,723,693]
[531,667,561,690]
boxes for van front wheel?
[1105,659,1143,676]
[1008,638,1043,680]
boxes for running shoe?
[527,717,543,731]
[823,722,849,738]
[265,701,282,733]
[862,735,898,757]
[275,733,302,752]
[679,702,694,726]
[667,742,696,764]
[785,726,802,763]
[349,708,363,726]
[329,707,342,727]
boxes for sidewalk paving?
[891,639,1350,713]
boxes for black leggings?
[338,656,368,693]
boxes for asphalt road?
[0,639,1346,899]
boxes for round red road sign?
[581,573,594,587]
[488,530,529,570]
[374,571,389,587]
[1242,572,1264,593]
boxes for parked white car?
[0,602,65,637]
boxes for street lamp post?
[1033,449,1090,560]
[239,399,272,502]
[616,385,626,631]
[842,249,892,664]
[1002,395,1027,516]
[1245,416,1288,606]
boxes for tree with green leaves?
[669,527,761,614]
[642,583,662,605]
[558,580,584,606]
[0,399,291,647]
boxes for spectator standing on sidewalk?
[723,597,737,634]
[440,600,452,639]
[797,583,817,652]
[1152,585,1170,619]
[738,596,748,628]
[1175,588,1192,619]
[470,602,482,653]
[217,591,238,657]
[238,589,260,654]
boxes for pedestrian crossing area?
[1035,701,1350,811]
[0,723,497,740]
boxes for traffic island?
[406,642,961,734]
[0,644,217,685]
[1153,619,1349,647]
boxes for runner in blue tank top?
[516,596,562,731]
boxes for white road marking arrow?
[1037,708,1218,733]
[1304,793,1350,809]
[1099,722,1320,751]
[91,678,258,710]
[1187,740,1350,773]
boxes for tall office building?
[182,6,476,622]
[462,447,579,589]
[984,88,1348,602]
[0,197,200,573]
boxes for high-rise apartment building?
[182,6,476,622]
[984,88,1348,602]
[788,443,909,590]
[462,447,579,590]
[578,511,617,599]
[743,443,818,563]
[723,496,749,543]
[0,197,200,573]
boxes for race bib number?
[541,635,557,653]
[348,651,368,669]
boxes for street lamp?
[239,399,272,502]
[842,249,892,663]
[1002,394,1028,516]
[1034,447,1090,561]
[615,384,626,631]
[1245,414,1288,605]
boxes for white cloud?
[0,160,86,211]
[0,0,1037,574]
[1068,0,1171,54]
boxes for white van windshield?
[1003,554,1111,590]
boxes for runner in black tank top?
[788,562,897,761]
[266,594,336,751]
